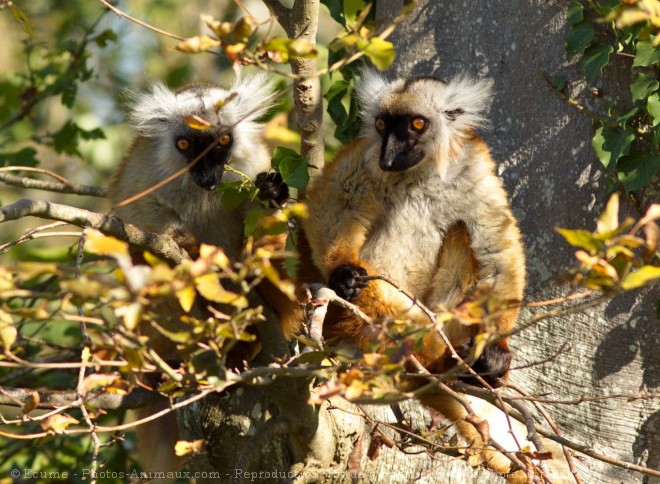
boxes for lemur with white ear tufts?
[300,70,528,477]
[108,73,300,474]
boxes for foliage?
[557,193,660,290]
[564,0,660,192]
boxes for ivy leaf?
[363,37,396,71]
[581,43,613,84]
[567,1,584,25]
[633,39,660,67]
[272,147,309,189]
[621,265,660,290]
[648,93,660,126]
[592,125,635,169]
[630,72,659,103]
[325,80,361,144]
[565,20,595,58]
[617,153,660,192]
[0,148,38,167]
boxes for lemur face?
[173,127,233,191]
[373,112,429,172]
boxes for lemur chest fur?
[359,173,465,298]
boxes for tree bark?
[377,1,659,482]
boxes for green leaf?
[0,148,39,167]
[325,79,361,144]
[555,228,603,253]
[633,39,660,67]
[617,153,660,192]
[93,29,118,48]
[565,20,595,58]
[592,125,635,169]
[630,72,659,103]
[10,4,35,38]
[647,93,660,126]
[321,0,345,27]
[61,83,77,108]
[581,43,613,84]
[552,75,567,91]
[621,265,660,290]
[363,37,395,71]
[218,182,252,210]
[279,154,310,189]
[271,147,309,189]
[567,1,584,25]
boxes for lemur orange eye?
[219,133,232,146]
[375,118,386,132]
[411,117,426,131]
[176,138,190,151]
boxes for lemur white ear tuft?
[356,68,390,122]
[440,76,494,131]
[127,82,178,138]
[230,71,278,123]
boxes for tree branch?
[450,382,660,480]
[0,171,106,197]
[0,385,161,410]
[0,199,189,264]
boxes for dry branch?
[0,385,161,410]
[0,199,189,264]
[0,171,106,197]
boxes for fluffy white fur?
[125,72,275,184]
[356,69,494,178]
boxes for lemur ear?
[230,71,277,123]
[440,76,493,131]
[127,82,178,138]
[356,68,390,122]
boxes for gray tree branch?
[0,199,189,264]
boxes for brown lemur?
[299,69,527,476]
[108,73,300,473]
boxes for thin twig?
[450,382,660,480]
[97,0,186,41]
[506,382,583,484]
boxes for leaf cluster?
[564,1,660,192]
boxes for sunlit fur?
[108,74,302,478]
[356,69,493,178]
[300,70,550,480]
[109,73,275,260]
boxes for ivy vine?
[564,0,660,193]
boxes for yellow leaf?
[214,92,237,112]
[261,263,296,300]
[41,414,79,434]
[86,229,130,258]
[175,35,221,53]
[183,114,212,131]
[0,309,17,351]
[116,302,143,330]
[195,274,248,307]
[80,373,121,395]
[174,439,205,456]
[364,37,396,71]
[175,286,196,313]
[22,391,40,414]
[597,193,619,235]
[621,265,660,290]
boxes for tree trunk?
[181,1,658,482]
[377,1,659,483]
